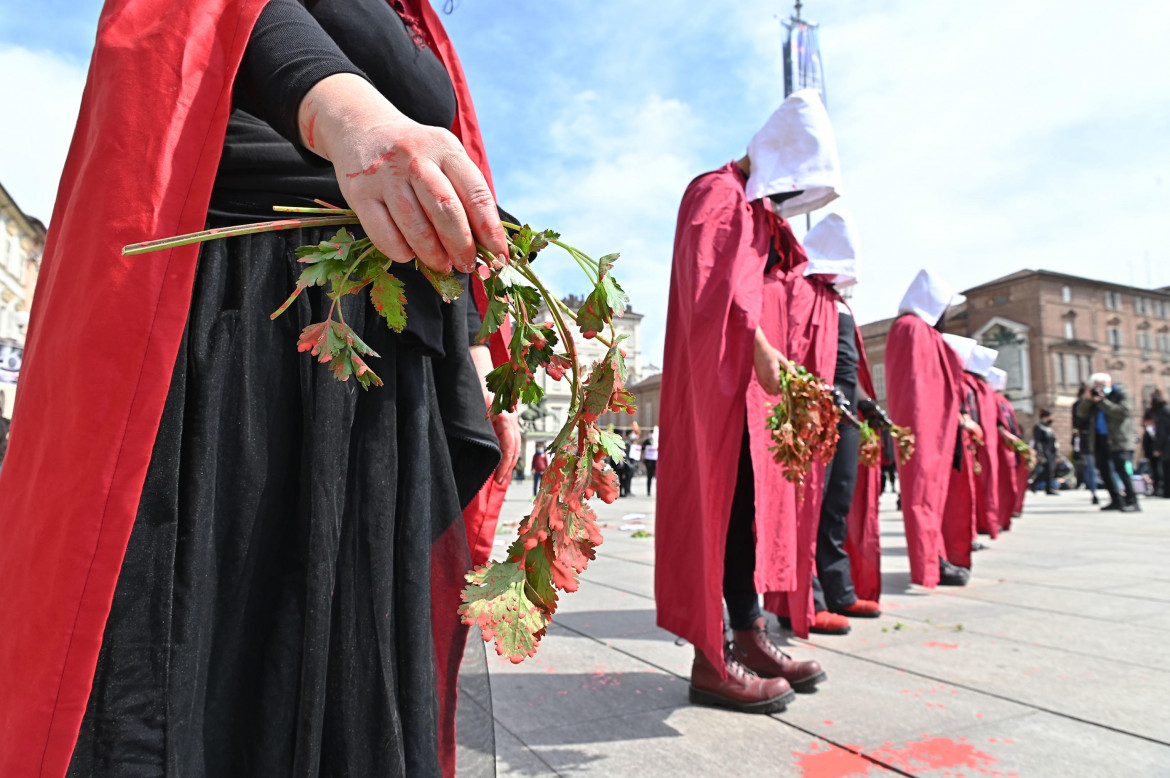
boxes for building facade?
[0,181,46,419]
[862,269,1170,457]
[515,296,647,474]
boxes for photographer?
[1076,373,1139,512]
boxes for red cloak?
[940,424,977,570]
[967,374,1002,538]
[0,2,506,774]
[994,393,1022,531]
[884,315,964,587]
[762,270,882,637]
[655,162,798,674]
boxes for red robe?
[0,2,506,774]
[655,162,798,674]
[967,374,1001,538]
[994,393,1022,531]
[762,270,882,637]
[940,415,977,570]
[885,315,965,587]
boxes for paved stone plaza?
[481,482,1170,777]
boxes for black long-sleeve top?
[211,0,483,354]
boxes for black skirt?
[68,223,500,777]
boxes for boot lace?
[723,642,761,680]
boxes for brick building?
[862,269,1170,457]
[514,297,646,474]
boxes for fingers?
[409,159,478,273]
[380,179,452,272]
[351,199,413,263]
[441,154,509,261]
[492,412,521,484]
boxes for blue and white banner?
[783,18,827,108]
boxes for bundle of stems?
[125,203,635,662]
[764,366,841,499]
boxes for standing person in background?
[1141,410,1161,497]
[760,211,884,638]
[885,270,973,588]
[988,367,1026,528]
[1072,384,1100,505]
[1152,390,1170,498]
[531,443,549,497]
[643,437,659,495]
[1078,374,1140,512]
[1033,410,1059,495]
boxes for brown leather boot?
[730,618,827,692]
[689,645,795,714]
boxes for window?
[1136,297,1151,316]
[1157,300,1170,319]
[1137,331,1153,353]
[1061,286,1072,303]
[872,363,887,403]
[1158,333,1170,354]
[1063,353,1081,386]
[1107,326,1123,352]
[1104,290,1122,311]
[1063,320,1075,340]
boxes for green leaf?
[296,228,358,263]
[459,559,550,663]
[475,295,509,343]
[597,429,626,462]
[415,260,464,303]
[370,272,407,332]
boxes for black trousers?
[1162,458,1170,497]
[645,460,657,494]
[812,396,860,613]
[724,426,763,631]
[1095,438,1137,506]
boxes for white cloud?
[497,90,707,369]
[0,46,87,221]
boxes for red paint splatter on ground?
[923,641,960,650]
[794,735,1003,778]
[794,744,874,778]
[823,720,836,726]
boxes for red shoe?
[810,610,851,635]
[689,646,795,714]
[833,599,881,619]
[731,618,826,692]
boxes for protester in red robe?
[0,2,517,774]
[885,270,974,588]
[988,367,1028,530]
[760,212,883,637]
[938,335,981,567]
[955,343,1002,538]
[656,90,836,713]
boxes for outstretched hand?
[299,73,510,273]
[753,327,792,396]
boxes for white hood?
[802,211,859,290]
[987,367,1008,392]
[942,334,977,366]
[897,268,966,327]
[967,345,998,377]
[744,90,841,217]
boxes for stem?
[122,216,359,255]
[516,263,581,413]
[273,205,358,216]
[333,251,369,327]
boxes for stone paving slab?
[485,485,1170,776]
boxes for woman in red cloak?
[0,1,518,775]
[885,270,976,588]
[988,367,1027,531]
[656,91,835,715]
[761,211,884,638]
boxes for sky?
[2,0,1169,367]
